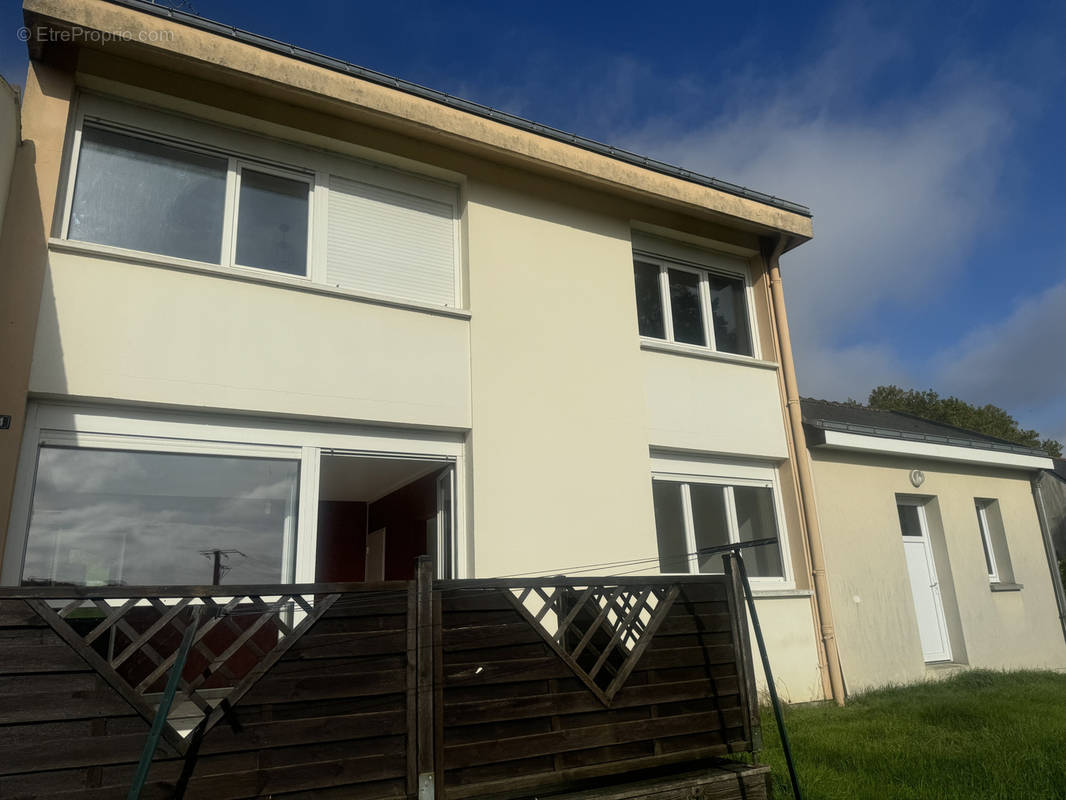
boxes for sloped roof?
[801,398,1049,458]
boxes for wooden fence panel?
[0,574,760,800]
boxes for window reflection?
[21,447,298,587]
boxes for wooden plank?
[443,742,747,800]
[0,581,404,599]
[268,777,407,800]
[415,557,434,783]
[0,687,135,724]
[287,630,407,659]
[182,752,406,797]
[443,677,742,727]
[0,640,90,673]
[437,590,516,612]
[0,730,168,775]
[442,641,548,664]
[307,612,409,636]
[242,667,406,704]
[444,709,746,769]
[0,598,48,627]
[444,654,585,685]
[624,644,740,671]
[405,579,418,797]
[266,651,406,677]
[536,763,770,800]
[433,583,445,799]
[441,621,546,651]
[198,710,406,754]
[0,671,98,694]
[436,577,730,590]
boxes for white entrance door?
[897,502,952,662]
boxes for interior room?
[315,453,453,582]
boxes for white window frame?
[634,248,760,359]
[975,499,999,583]
[649,455,792,587]
[58,93,463,309]
[227,159,316,277]
[2,402,469,587]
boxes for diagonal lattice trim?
[505,584,679,706]
[28,592,338,753]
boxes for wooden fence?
[0,563,763,799]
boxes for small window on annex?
[632,250,753,357]
[975,499,1014,585]
[19,446,299,587]
[651,477,784,579]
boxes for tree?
[865,386,1063,459]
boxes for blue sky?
[3,0,1065,446]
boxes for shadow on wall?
[0,160,69,562]
[1037,471,1066,564]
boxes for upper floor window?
[634,255,753,356]
[70,125,312,277]
[63,97,461,308]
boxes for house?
[802,398,1066,692]
[0,0,831,796]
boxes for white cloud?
[935,280,1066,444]
[617,19,1015,407]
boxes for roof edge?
[805,418,1051,459]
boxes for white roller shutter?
[327,172,458,306]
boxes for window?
[651,476,785,580]
[633,254,753,356]
[20,445,299,587]
[2,403,470,588]
[63,99,462,308]
[975,499,1014,585]
[975,501,998,581]
[69,124,312,277]
[69,126,228,263]
[234,167,310,275]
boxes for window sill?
[749,588,811,599]
[639,338,778,370]
[990,582,1023,592]
[48,238,472,321]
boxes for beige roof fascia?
[22,0,812,243]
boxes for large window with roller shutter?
[61,95,462,309]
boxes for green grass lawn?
[756,670,1066,800]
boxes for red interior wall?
[316,501,367,582]
[368,470,442,581]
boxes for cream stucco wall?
[462,178,659,577]
[810,447,1066,692]
[29,248,472,430]
[747,595,825,703]
[642,351,787,459]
